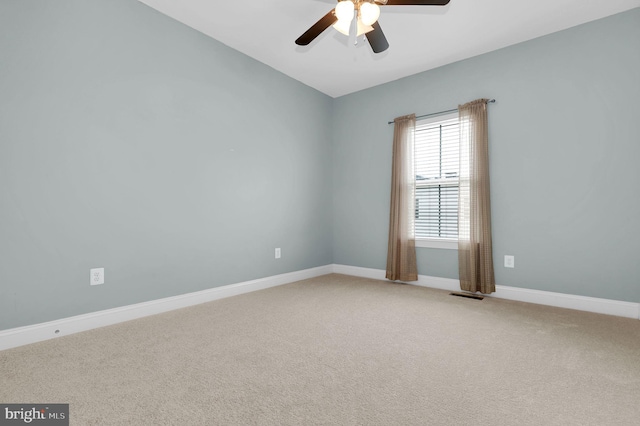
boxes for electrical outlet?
[504,255,515,268]
[90,268,104,285]
[275,248,281,259]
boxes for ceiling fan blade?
[366,22,389,54]
[383,0,450,5]
[295,10,338,46]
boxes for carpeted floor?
[1,274,639,425]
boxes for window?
[414,112,459,249]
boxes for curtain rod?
[387,99,496,125]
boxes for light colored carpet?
[1,274,639,425]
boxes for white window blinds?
[414,112,459,240]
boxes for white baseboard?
[332,264,640,320]
[0,265,332,352]
[3,263,637,352]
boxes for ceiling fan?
[295,0,451,54]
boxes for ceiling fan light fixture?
[332,19,352,36]
[334,1,355,22]
[359,2,380,26]
[356,18,374,36]
[296,0,450,53]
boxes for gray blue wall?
[332,8,640,303]
[0,0,333,329]
[2,2,638,330]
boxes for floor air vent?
[449,292,484,300]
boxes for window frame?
[414,111,459,250]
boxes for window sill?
[415,239,458,250]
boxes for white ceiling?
[138,0,640,98]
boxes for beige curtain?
[458,99,495,293]
[386,114,418,282]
